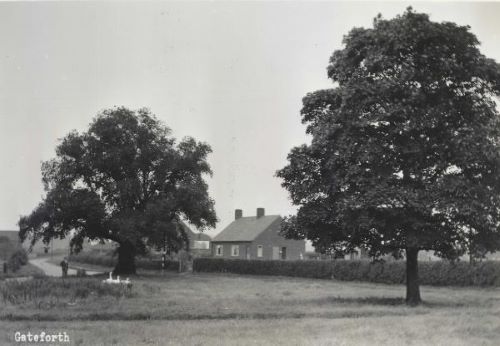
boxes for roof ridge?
[212,215,281,242]
[238,215,281,218]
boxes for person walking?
[60,258,69,277]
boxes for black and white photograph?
[1,1,500,345]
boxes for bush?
[193,258,500,287]
[7,249,28,272]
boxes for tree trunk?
[114,241,136,275]
[405,247,421,306]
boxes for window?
[215,245,223,256]
[231,245,239,256]
[281,247,287,260]
[257,245,263,258]
[193,241,210,250]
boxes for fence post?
[162,252,166,275]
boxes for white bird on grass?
[102,272,113,284]
[102,272,121,284]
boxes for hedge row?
[69,252,179,271]
[192,258,500,287]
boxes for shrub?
[193,258,500,287]
[7,249,28,272]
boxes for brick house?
[211,208,306,260]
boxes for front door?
[272,246,279,260]
[246,246,250,259]
[281,247,287,260]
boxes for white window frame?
[215,245,223,256]
[257,245,263,258]
[231,245,239,257]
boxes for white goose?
[103,272,132,285]
[102,272,113,284]
[103,272,121,284]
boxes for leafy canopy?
[277,9,500,259]
[19,107,217,254]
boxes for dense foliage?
[277,8,500,304]
[19,107,217,274]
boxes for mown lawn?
[1,272,499,345]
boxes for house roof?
[180,221,211,241]
[213,215,280,242]
[191,232,211,242]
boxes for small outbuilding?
[211,208,306,260]
[183,223,211,257]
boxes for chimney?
[235,209,243,220]
[256,208,265,218]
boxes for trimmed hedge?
[194,258,334,279]
[193,258,500,287]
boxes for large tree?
[277,8,500,305]
[19,107,217,274]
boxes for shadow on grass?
[309,296,470,308]
[0,308,429,322]
[323,297,405,306]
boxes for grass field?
[1,272,499,345]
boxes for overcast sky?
[1,1,500,237]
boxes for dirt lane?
[30,257,101,277]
